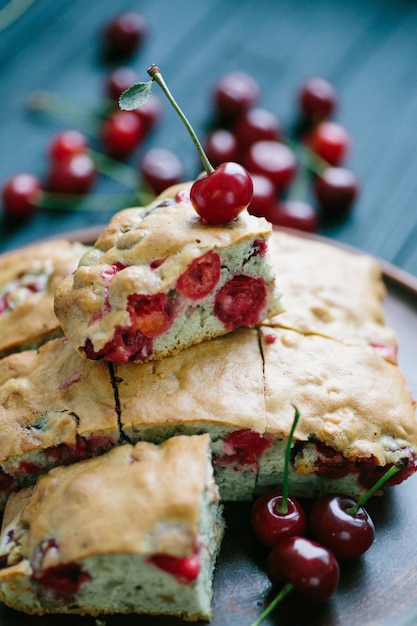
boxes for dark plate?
[1,228,416,626]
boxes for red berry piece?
[314,166,359,216]
[1,173,42,220]
[134,93,164,134]
[47,153,96,195]
[140,148,185,194]
[31,539,91,598]
[266,200,319,233]
[244,141,297,193]
[48,129,89,162]
[84,326,152,363]
[298,76,338,124]
[203,129,238,168]
[176,251,221,299]
[251,492,307,548]
[267,536,339,603]
[190,161,253,224]
[216,429,273,467]
[101,110,145,159]
[103,11,148,59]
[247,174,276,219]
[148,553,201,584]
[309,494,375,560]
[307,121,351,166]
[105,66,138,101]
[235,107,282,149]
[214,274,266,329]
[127,292,173,339]
[213,71,261,120]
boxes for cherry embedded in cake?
[54,183,282,364]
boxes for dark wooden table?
[1,2,417,626]
[1,0,417,278]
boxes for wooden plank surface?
[1,0,417,277]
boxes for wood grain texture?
[0,0,417,278]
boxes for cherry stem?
[278,405,301,515]
[250,582,293,626]
[147,65,214,176]
[347,464,401,516]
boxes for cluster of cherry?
[247,408,399,625]
[1,11,169,221]
[204,72,359,232]
[1,10,359,232]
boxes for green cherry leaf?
[119,80,153,111]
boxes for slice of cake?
[115,327,271,501]
[54,183,282,363]
[0,240,89,358]
[0,337,119,510]
[0,435,224,621]
[265,231,398,362]
[257,326,417,499]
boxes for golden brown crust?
[260,326,417,464]
[3,435,212,564]
[265,230,397,348]
[0,338,118,462]
[0,240,89,356]
[116,327,266,432]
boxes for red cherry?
[265,200,319,233]
[309,494,375,560]
[105,66,138,101]
[235,107,282,149]
[127,292,173,339]
[298,76,338,123]
[47,153,96,195]
[103,12,148,59]
[148,553,201,584]
[307,121,351,166]
[247,174,276,218]
[176,251,221,299]
[244,141,297,193]
[267,536,340,603]
[140,148,185,194]
[48,129,89,162]
[213,71,261,120]
[101,110,145,159]
[190,162,253,224]
[314,166,359,216]
[251,492,307,548]
[214,274,266,329]
[1,172,42,220]
[203,129,238,167]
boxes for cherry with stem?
[250,406,306,548]
[119,64,253,224]
[309,464,401,560]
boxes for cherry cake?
[0,240,89,358]
[0,435,224,620]
[54,183,282,364]
[0,338,119,511]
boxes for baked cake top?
[0,435,215,567]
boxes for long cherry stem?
[347,464,401,516]
[278,406,301,515]
[147,65,214,176]
[250,582,293,626]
